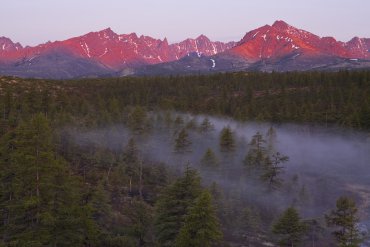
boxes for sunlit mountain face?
[0,20,369,78]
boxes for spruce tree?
[326,196,361,247]
[272,207,306,247]
[124,199,154,247]
[174,128,192,153]
[240,206,262,245]
[200,118,214,132]
[175,190,222,247]
[244,132,269,173]
[123,138,140,194]
[0,114,88,246]
[219,126,235,152]
[201,148,219,167]
[155,166,201,247]
[128,106,148,133]
[261,152,289,189]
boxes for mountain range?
[1,20,369,79]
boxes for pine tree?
[155,166,202,247]
[200,118,214,132]
[124,199,154,247]
[304,219,325,247]
[261,152,289,189]
[128,106,149,133]
[272,207,306,247]
[123,138,140,165]
[219,126,235,152]
[174,128,192,153]
[123,138,140,194]
[240,206,262,244]
[201,148,219,167]
[0,114,88,246]
[326,196,362,247]
[185,118,197,130]
[175,190,222,247]
[244,132,269,173]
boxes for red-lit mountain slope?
[230,20,369,61]
[1,21,369,78]
[137,21,370,76]
[0,29,235,71]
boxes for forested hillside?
[0,71,369,246]
[1,70,369,130]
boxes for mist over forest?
[65,111,370,245]
[0,71,369,246]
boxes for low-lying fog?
[66,112,370,223]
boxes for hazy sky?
[1,0,369,46]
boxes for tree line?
[0,70,370,133]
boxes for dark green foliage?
[0,110,172,246]
[244,132,268,171]
[1,71,370,130]
[124,199,154,246]
[261,152,289,189]
[272,207,307,246]
[304,219,325,247]
[201,148,219,167]
[155,166,202,247]
[128,106,149,133]
[0,114,88,246]
[174,128,192,153]
[245,132,289,188]
[200,118,214,132]
[219,126,235,152]
[175,190,222,247]
[326,196,362,247]
[240,206,262,241]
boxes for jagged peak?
[79,28,118,40]
[272,20,290,29]
[0,36,14,42]
[0,36,23,50]
[128,32,138,39]
[196,34,210,41]
[321,36,337,42]
[98,27,117,36]
[271,20,306,35]
[349,36,361,42]
[101,27,113,32]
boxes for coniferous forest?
[0,71,369,246]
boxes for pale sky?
[1,0,369,46]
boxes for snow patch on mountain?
[253,31,260,38]
[210,59,216,68]
[100,48,108,57]
[80,42,91,58]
